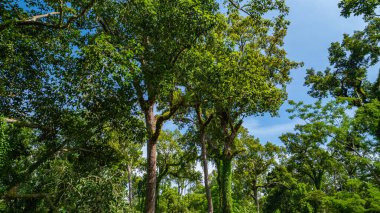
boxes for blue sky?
[243,0,370,145]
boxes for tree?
[173,103,215,212]
[179,2,299,210]
[0,113,146,211]
[234,129,284,213]
[95,2,217,212]
[324,179,380,213]
[194,104,214,213]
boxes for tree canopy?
[0,0,379,212]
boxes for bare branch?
[4,117,19,124]
[27,12,60,22]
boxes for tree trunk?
[144,104,157,213]
[127,164,133,206]
[221,156,233,213]
[145,139,157,213]
[200,129,214,213]
[155,176,160,213]
[253,180,259,213]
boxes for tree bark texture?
[144,105,157,213]
[200,129,214,213]
[127,164,133,206]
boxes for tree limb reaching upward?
[153,99,185,142]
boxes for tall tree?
[180,2,300,210]
[55,1,217,211]
[115,2,216,212]
[175,103,215,212]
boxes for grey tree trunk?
[200,129,213,213]
[144,105,157,213]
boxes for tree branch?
[0,0,96,32]
[227,0,251,16]
[153,99,184,142]
[133,78,147,111]
[195,104,204,126]
[3,192,56,211]
[3,117,39,129]
[204,114,214,127]
[27,12,60,22]
[170,45,190,65]
[4,143,65,198]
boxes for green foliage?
[1,0,379,212]
[339,0,380,19]
[355,99,380,141]
[264,166,314,213]
[234,128,284,212]
[0,118,10,169]
[325,179,380,212]
[180,1,300,210]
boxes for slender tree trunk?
[253,180,259,213]
[221,156,233,213]
[195,106,214,213]
[200,129,214,213]
[176,181,179,195]
[127,164,133,206]
[144,104,157,213]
